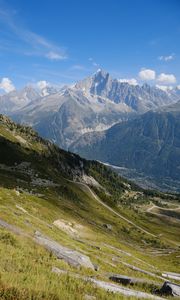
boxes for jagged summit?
[0,69,180,150]
[93,68,109,77]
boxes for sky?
[0,0,180,92]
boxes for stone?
[103,223,112,230]
[34,231,95,270]
[109,274,135,285]
[159,282,180,297]
[109,274,159,287]
[93,264,99,271]
[162,272,180,281]
[52,267,166,300]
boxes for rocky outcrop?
[158,282,180,297]
[0,218,28,237]
[34,231,94,269]
[52,267,166,300]
[162,272,180,281]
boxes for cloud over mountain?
[157,73,176,84]
[138,68,156,80]
[0,78,15,93]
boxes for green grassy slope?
[0,114,179,300]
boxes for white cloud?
[139,68,156,80]
[0,77,15,93]
[177,85,180,90]
[157,73,176,84]
[36,80,49,90]
[45,51,66,60]
[118,78,138,86]
[158,54,175,61]
[0,7,67,61]
[156,84,173,92]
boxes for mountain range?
[1,69,180,191]
[1,69,179,150]
[0,83,61,115]
[70,100,180,192]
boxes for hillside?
[0,115,180,300]
[70,104,180,192]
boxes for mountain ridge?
[70,102,180,192]
[1,69,180,150]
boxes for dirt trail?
[147,203,180,213]
[146,204,180,223]
[73,180,156,237]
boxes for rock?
[117,261,164,280]
[15,190,20,196]
[52,267,166,300]
[109,274,159,286]
[103,224,112,230]
[34,231,94,270]
[34,230,41,237]
[159,281,180,297]
[162,272,180,281]
[93,264,99,271]
[109,274,137,285]
[0,218,28,237]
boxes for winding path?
[72,180,156,237]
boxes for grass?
[0,228,141,300]
[0,115,179,299]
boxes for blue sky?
[0,0,180,91]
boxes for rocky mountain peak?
[93,68,110,79]
[74,69,111,94]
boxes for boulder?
[52,267,166,300]
[109,274,138,285]
[34,231,94,270]
[159,281,180,297]
[109,274,159,286]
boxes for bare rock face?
[34,231,94,270]
[159,282,180,297]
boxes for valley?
[0,115,179,299]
